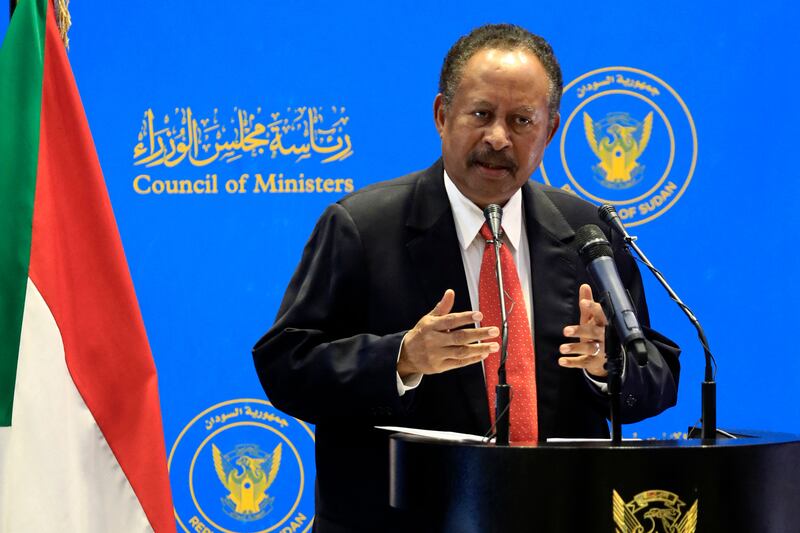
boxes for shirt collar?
[443,170,523,251]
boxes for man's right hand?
[397,289,499,378]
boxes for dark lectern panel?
[390,432,800,533]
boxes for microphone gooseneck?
[483,204,511,446]
[598,204,719,441]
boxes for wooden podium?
[389,431,800,532]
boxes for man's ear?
[546,112,561,146]
[433,93,445,136]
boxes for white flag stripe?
[0,278,153,532]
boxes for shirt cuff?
[396,333,423,396]
[584,345,627,393]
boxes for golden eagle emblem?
[584,111,653,188]
[212,442,282,521]
[613,489,697,533]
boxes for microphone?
[597,205,720,440]
[574,224,648,366]
[483,204,503,241]
[483,204,511,446]
[598,204,631,240]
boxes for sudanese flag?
[0,0,175,530]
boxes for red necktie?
[479,223,538,442]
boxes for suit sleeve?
[252,203,409,425]
[608,230,681,423]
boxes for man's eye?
[472,111,489,119]
[515,116,533,126]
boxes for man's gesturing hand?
[397,289,499,378]
[558,283,609,377]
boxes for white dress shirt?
[443,171,534,334]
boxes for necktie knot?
[480,222,501,243]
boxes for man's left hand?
[558,283,608,377]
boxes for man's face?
[434,48,560,208]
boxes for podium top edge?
[388,429,800,450]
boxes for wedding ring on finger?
[591,342,601,357]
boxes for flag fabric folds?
[0,0,175,530]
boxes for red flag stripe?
[27,3,175,531]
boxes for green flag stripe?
[0,0,46,426]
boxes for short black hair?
[438,24,563,124]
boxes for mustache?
[468,149,517,172]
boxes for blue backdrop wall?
[2,1,798,531]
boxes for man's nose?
[484,121,511,151]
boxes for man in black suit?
[254,24,679,533]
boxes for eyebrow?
[468,100,540,116]
[469,100,496,109]
[516,106,540,116]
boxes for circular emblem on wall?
[169,398,315,533]
[539,67,697,226]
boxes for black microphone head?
[483,204,503,239]
[575,224,613,266]
[598,203,630,239]
[598,204,618,225]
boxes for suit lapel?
[522,182,579,439]
[405,161,490,432]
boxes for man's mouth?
[477,161,510,171]
[473,159,516,175]
[469,151,516,174]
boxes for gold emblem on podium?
[612,489,697,532]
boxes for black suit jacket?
[253,160,680,533]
